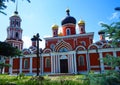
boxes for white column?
[53,55,55,73]
[19,57,22,73]
[70,55,72,73]
[72,54,74,73]
[51,54,54,73]
[30,57,32,73]
[86,51,90,72]
[99,52,104,72]
[56,55,58,73]
[58,55,60,73]
[55,55,56,73]
[73,53,77,74]
[9,57,13,74]
[68,55,70,73]
[113,51,119,70]
[68,54,72,73]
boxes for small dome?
[12,11,19,17]
[78,20,85,25]
[61,9,76,25]
[52,24,58,30]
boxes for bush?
[16,73,25,79]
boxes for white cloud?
[23,36,31,48]
[23,36,45,49]
[109,12,119,20]
[39,39,45,49]
[98,21,105,26]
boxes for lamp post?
[31,33,42,76]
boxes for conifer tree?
[0,0,30,15]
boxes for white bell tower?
[5,10,23,50]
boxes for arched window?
[50,44,55,51]
[24,59,28,69]
[66,28,71,35]
[45,58,51,68]
[54,31,56,35]
[15,32,19,39]
[81,41,86,46]
[59,47,68,52]
[78,56,84,66]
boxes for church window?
[15,46,18,49]
[16,21,19,27]
[54,30,57,35]
[15,32,19,39]
[66,28,71,35]
[59,47,68,52]
[24,59,29,69]
[78,56,84,66]
[11,21,14,26]
[50,44,55,51]
[81,41,86,46]
[45,58,51,68]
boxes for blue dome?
[61,9,76,25]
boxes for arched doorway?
[60,59,68,73]
[60,55,68,73]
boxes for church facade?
[3,9,120,75]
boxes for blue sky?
[0,0,120,49]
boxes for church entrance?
[60,59,68,73]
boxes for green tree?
[0,41,22,74]
[0,41,22,57]
[0,62,11,74]
[100,22,120,47]
[0,0,31,15]
[83,22,120,85]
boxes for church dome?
[78,20,85,25]
[61,9,76,25]
[52,24,58,30]
[12,11,19,17]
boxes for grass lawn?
[0,74,86,85]
[0,74,31,85]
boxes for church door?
[60,59,68,73]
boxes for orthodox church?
[2,9,120,75]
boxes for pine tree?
[0,0,30,15]
[83,22,120,85]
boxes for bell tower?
[5,10,23,50]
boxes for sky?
[0,0,120,49]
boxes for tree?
[100,22,120,47]
[83,22,120,85]
[0,41,22,74]
[0,62,11,74]
[0,41,22,57]
[0,0,31,15]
